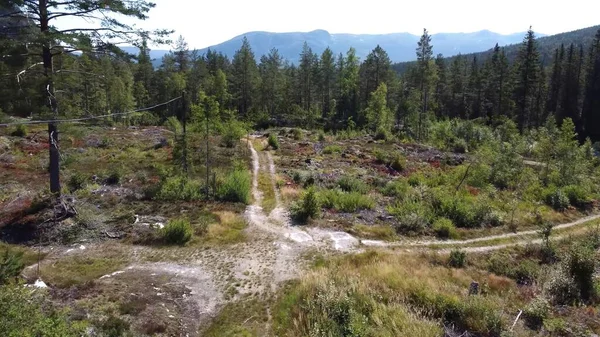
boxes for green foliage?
[323,145,342,154]
[562,185,591,208]
[432,217,458,239]
[161,218,193,245]
[155,175,202,201]
[104,168,122,185]
[523,297,550,330]
[428,119,494,153]
[389,200,433,234]
[0,284,86,336]
[320,189,375,213]
[221,120,246,148]
[268,133,280,150]
[217,169,251,204]
[98,315,131,337]
[291,187,321,223]
[542,186,570,211]
[448,249,466,268]
[0,249,24,285]
[382,179,410,198]
[10,124,27,137]
[68,172,88,192]
[565,245,597,302]
[291,128,303,140]
[337,176,368,194]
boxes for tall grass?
[217,169,251,204]
[320,189,375,213]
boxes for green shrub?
[0,249,24,285]
[318,132,326,142]
[524,297,550,330]
[563,185,590,208]
[337,176,368,194]
[11,124,27,137]
[373,148,390,164]
[292,128,303,140]
[323,145,342,154]
[320,189,375,213]
[486,252,512,277]
[217,169,251,204]
[452,138,468,153]
[448,249,466,268]
[374,127,390,141]
[291,187,321,223]
[382,179,410,198]
[514,260,539,285]
[155,176,202,201]
[389,201,432,234]
[432,218,458,239]
[98,315,130,337]
[161,218,193,245]
[546,269,579,305]
[104,168,122,185]
[222,120,246,148]
[292,171,304,184]
[68,172,87,192]
[0,284,85,336]
[566,245,597,302]
[268,134,280,150]
[542,186,570,211]
[390,154,406,172]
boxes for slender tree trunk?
[40,0,60,195]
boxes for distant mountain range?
[125,29,546,66]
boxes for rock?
[469,281,479,295]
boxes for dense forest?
[1,8,600,143]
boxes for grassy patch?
[347,224,397,241]
[203,297,271,337]
[40,247,128,288]
[203,211,247,245]
[257,171,276,214]
[320,189,375,213]
[274,251,521,337]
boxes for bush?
[0,284,85,336]
[524,297,550,330]
[104,169,122,185]
[268,134,280,150]
[0,249,24,285]
[217,169,251,204]
[161,218,193,245]
[390,154,406,172]
[432,217,458,239]
[11,124,27,137]
[382,179,410,198]
[320,189,375,213]
[374,127,390,141]
[99,315,130,337]
[546,269,579,305]
[68,173,87,192]
[514,260,539,285]
[291,187,321,223]
[222,120,246,148]
[318,132,326,142]
[389,201,432,234]
[562,185,590,208]
[291,128,303,140]
[448,249,466,268]
[565,245,597,302]
[337,176,368,194]
[155,176,202,201]
[323,145,342,154]
[542,187,570,211]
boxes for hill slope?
[393,25,600,73]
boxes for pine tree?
[365,83,392,134]
[514,28,542,131]
[557,43,582,128]
[468,56,484,119]
[360,45,393,109]
[449,54,468,118]
[258,48,284,121]
[133,39,155,108]
[434,54,450,118]
[582,29,600,142]
[230,37,259,118]
[416,29,435,140]
[338,48,360,127]
[546,45,565,117]
[318,47,336,121]
[485,45,513,119]
[298,42,318,112]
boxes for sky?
[61,0,600,49]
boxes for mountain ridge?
[130,29,545,66]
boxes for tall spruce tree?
[514,28,542,131]
[582,29,600,142]
[318,47,336,121]
[557,43,582,129]
[258,48,284,121]
[547,45,565,117]
[416,29,434,140]
[230,37,259,118]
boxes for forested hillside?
[393,25,600,72]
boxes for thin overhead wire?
[0,96,182,127]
